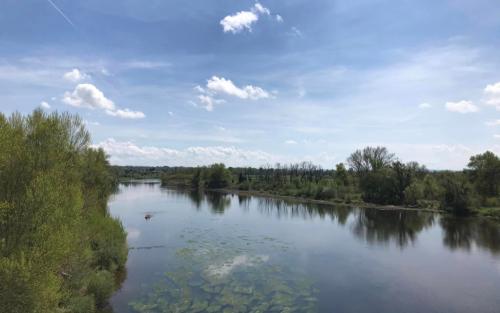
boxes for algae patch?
[129,228,318,313]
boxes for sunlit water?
[109,180,500,313]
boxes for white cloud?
[198,95,217,111]
[63,68,89,82]
[106,108,145,119]
[254,3,270,15]
[63,83,145,119]
[418,102,432,109]
[168,111,174,116]
[194,76,271,111]
[494,134,500,139]
[93,138,339,167]
[276,15,284,22]
[445,100,478,113]
[484,81,500,109]
[220,2,274,34]
[220,11,258,33]
[94,138,276,166]
[40,101,50,109]
[206,76,270,100]
[285,140,297,145]
[63,83,115,110]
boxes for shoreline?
[161,183,444,214]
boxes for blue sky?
[1,0,500,169]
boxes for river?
[108,180,500,313]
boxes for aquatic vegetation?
[129,228,318,313]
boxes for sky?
[1,0,500,169]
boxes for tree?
[347,146,395,174]
[335,163,349,186]
[0,110,126,313]
[467,151,500,197]
[206,163,232,189]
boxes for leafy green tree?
[0,110,126,313]
[206,163,232,189]
[467,151,500,198]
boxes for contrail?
[46,0,76,29]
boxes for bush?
[439,174,479,214]
[87,270,115,308]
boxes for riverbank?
[161,182,444,214]
[160,182,500,221]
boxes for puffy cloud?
[418,102,432,109]
[220,2,277,34]
[40,101,50,109]
[63,83,115,110]
[206,76,270,100]
[94,138,276,167]
[193,76,271,111]
[105,108,145,119]
[220,11,258,33]
[445,100,478,113]
[484,81,500,109]
[63,68,89,82]
[63,83,145,119]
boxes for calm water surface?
[109,181,500,313]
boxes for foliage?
[467,151,500,198]
[158,146,499,215]
[438,172,478,214]
[0,110,127,313]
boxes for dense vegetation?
[0,110,127,313]
[160,147,500,217]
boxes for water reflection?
[110,183,500,313]
[440,217,500,254]
[352,209,435,248]
[178,190,500,254]
[255,197,352,224]
[163,188,232,214]
[146,185,500,254]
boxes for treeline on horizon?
[0,110,127,313]
[156,147,500,217]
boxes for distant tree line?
[0,110,127,313]
[159,147,500,217]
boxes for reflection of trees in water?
[352,209,435,248]
[187,190,203,210]
[165,189,232,214]
[238,195,251,212]
[205,192,231,214]
[255,198,354,225]
[440,217,500,254]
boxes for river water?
[109,180,500,313]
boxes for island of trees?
[0,110,127,313]
[159,147,500,218]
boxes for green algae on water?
[129,228,318,313]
